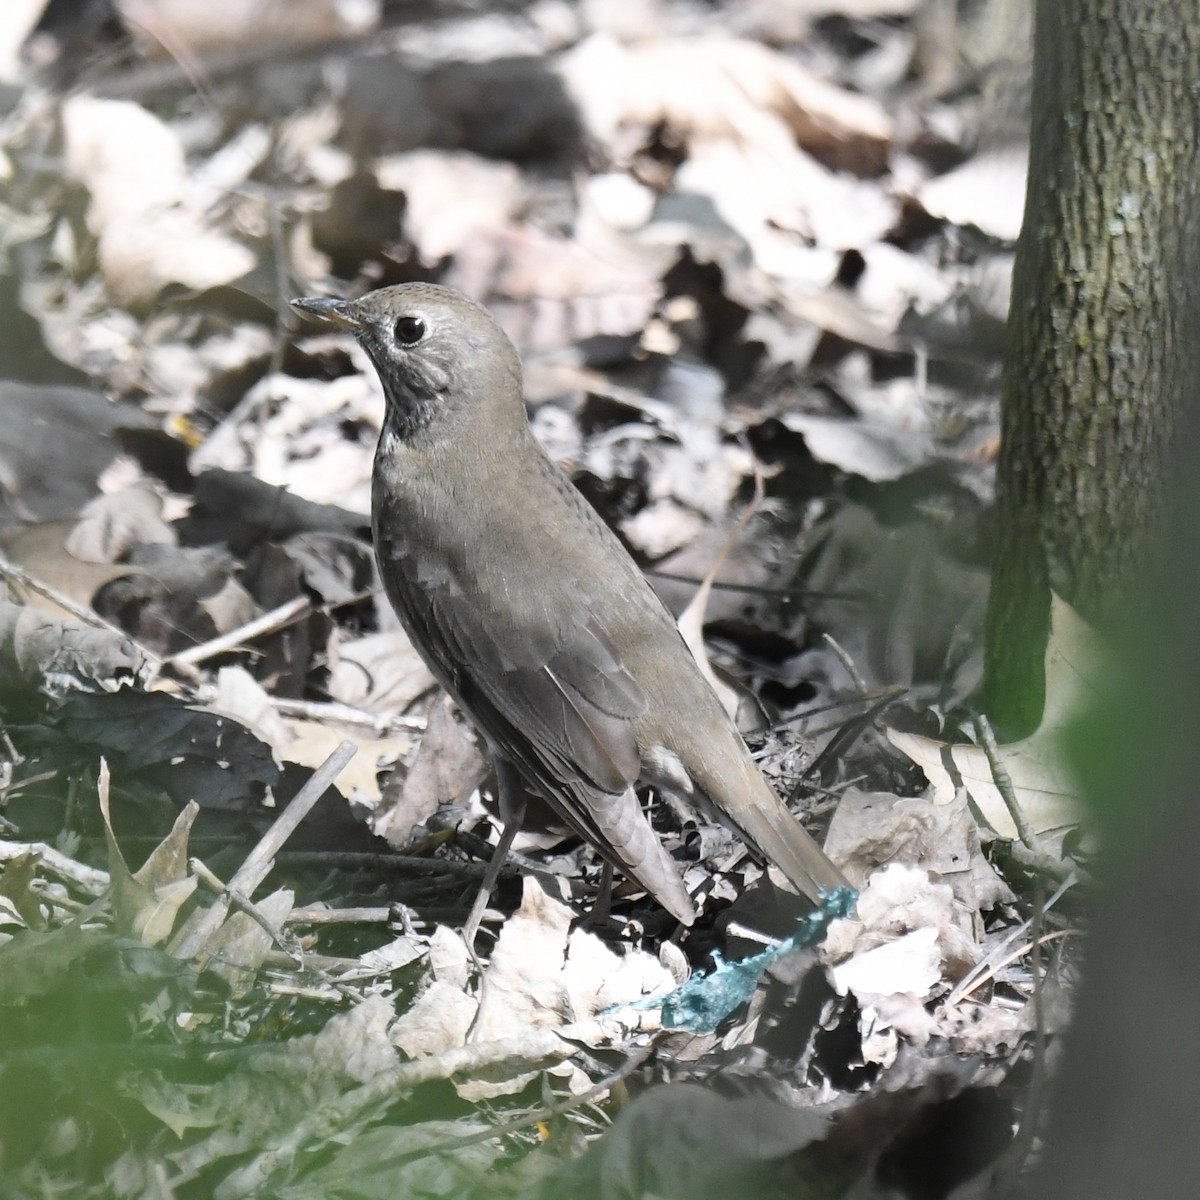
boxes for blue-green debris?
[626,886,858,1033]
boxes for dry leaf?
[97,760,199,946]
[210,665,412,807]
[374,151,523,262]
[824,863,980,999]
[917,147,1029,242]
[887,594,1095,840]
[198,888,293,994]
[0,852,47,929]
[327,628,437,714]
[65,486,176,564]
[823,788,1014,910]
[3,522,141,614]
[829,926,942,998]
[0,598,144,682]
[562,34,892,166]
[116,0,378,57]
[61,94,254,303]
[375,694,485,848]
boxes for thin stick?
[427,1036,660,1158]
[950,928,1080,1003]
[191,858,297,959]
[228,740,357,897]
[0,841,111,896]
[0,554,162,663]
[821,632,868,694]
[165,596,311,669]
[267,696,427,733]
[975,712,1039,850]
[277,851,503,881]
[171,741,356,959]
[287,905,396,924]
[946,871,1076,1005]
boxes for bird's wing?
[383,540,688,818]
[434,588,647,797]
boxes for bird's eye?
[394,315,426,345]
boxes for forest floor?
[0,2,1089,1197]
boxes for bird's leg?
[462,752,526,950]
[581,859,614,930]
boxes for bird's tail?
[688,748,848,905]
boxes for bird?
[291,283,847,930]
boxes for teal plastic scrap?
[650,886,858,1033]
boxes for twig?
[822,632,868,694]
[0,841,111,896]
[229,740,358,896]
[266,696,426,733]
[426,1035,660,1158]
[676,450,765,709]
[995,882,1053,1191]
[287,905,397,924]
[975,712,1039,850]
[171,741,356,959]
[946,872,1076,1005]
[164,596,311,669]
[277,851,500,881]
[0,554,162,664]
[1005,840,1078,883]
[190,858,297,959]
[798,688,906,791]
[950,928,1080,1003]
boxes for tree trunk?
[984,0,1200,735]
[1022,276,1200,1200]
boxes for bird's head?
[292,283,525,443]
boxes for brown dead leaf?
[0,0,45,83]
[327,628,437,714]
[209,666,413,807]
[374,151,523,262]
[3,522,140,614]
[680,134,898,258]
[61,95,254,304]
[917,147,1028,243]
[677,462,765,720]
[98,213,255,307]
[784,286,906,354]
[824,863,980,1000]
[0,598,145,683]
[375,694,485,848]
[390,979,478,1060]
[98,760,199,946]
[0,851,46,930]
[619,497,704,560]
[390,878,676,1099]
[824,788,1014,911]
[279,718,412,809]
[563,35,892,170]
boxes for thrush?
[292,284,847,927]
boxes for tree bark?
[1022,266,1200,1200]
[984,0,1200,735]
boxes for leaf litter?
[0,2,1086,1197]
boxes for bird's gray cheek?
[424,360,453,393]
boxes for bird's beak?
[290,296,364,330]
